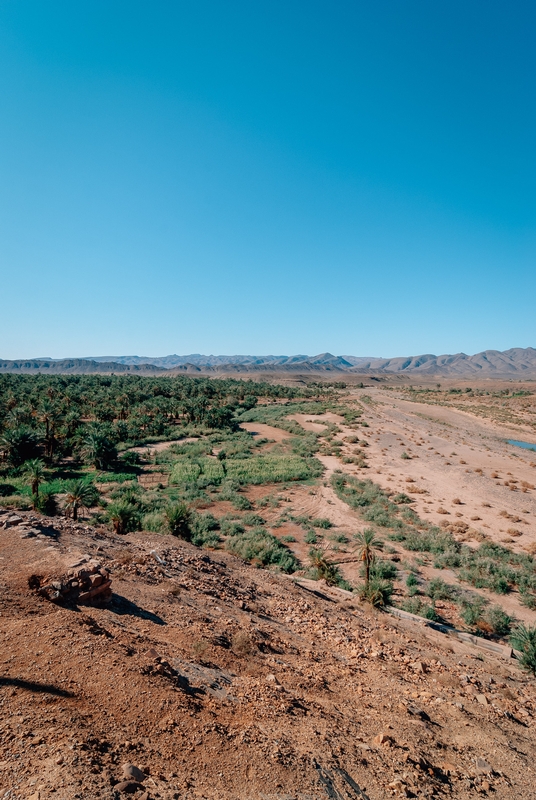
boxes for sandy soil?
[239,423,290,443]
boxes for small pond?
[507,439,536,452]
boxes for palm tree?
[81,427,117,470]
[0,426,40,467]
[23,459,46,509]
[354,528,383,591]
[38,399,63,460]
[64,479,98,522]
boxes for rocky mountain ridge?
[2,347,536,377]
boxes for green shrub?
[311,517,332,529]
[242,513,266,527]
[0,494,31,510]
[401,597,422,615]
[95,472,138,483]
[519,592,536,610]
[393,493,413,505]
[485,605,513,637]
[423,603,440,621]
[142,511,166,532]
[304,530,317,544]
[226,528,298,573]
[426,578,455,601]
[231,494,252,510]
[220,519,245,537]
[460,596,486,627]
[191,513,220,547]
[370,560,397,581]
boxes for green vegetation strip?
[331,472,536,604]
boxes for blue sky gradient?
[1,1,535,358]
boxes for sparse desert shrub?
[460,596,486,627]
[232,631,254,657]
[191,639,210,662]
[231,494,253,510]
[142,511,166,532]
[311,517,333,529]
[406,572,419,590]
[484,605,513,637]
[519,592,536,610]
[330,532,349,544]
[220,519,245,537]
[401,597,422,615]
[369,560,397,581]
[191,512,220,547]
[426,578,455,601]
[393,493,413,505]
[226,528,298,573]
[304,530,317,544]
[242,513,266,527]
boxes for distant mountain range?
[1,347,536,378]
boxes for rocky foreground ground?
[1,509,536,800]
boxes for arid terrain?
[2,379,536,799]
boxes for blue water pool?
[507,439,536,452]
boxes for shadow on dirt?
[0,677,74,697]
[109,595,166,625]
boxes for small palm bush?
[510,624,536,675]
[107,501,141,535]
[165,502,191,539]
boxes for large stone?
[115,780,143,794]
[475,757,492,774]
[122,764,147,783]
[3,514,23,529]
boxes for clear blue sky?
[1,1,535,359]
